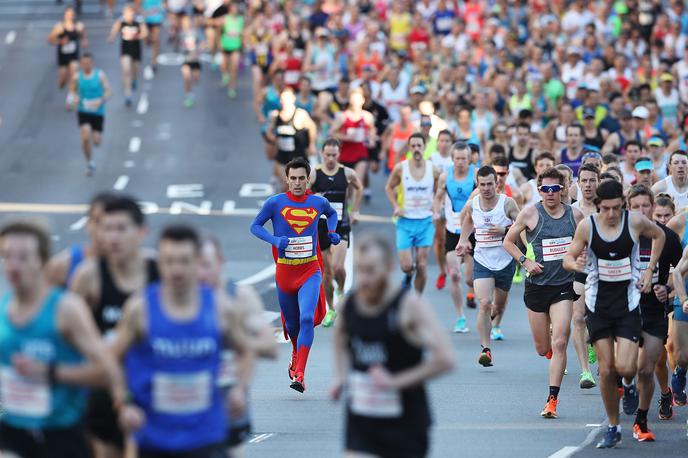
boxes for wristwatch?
[519,255,527,264]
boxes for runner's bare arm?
[302,110,318,156]
[48,23,62,44]
[667,212,685,237]
[70,258,99,309]
[672,246,688,307]
[46,248,71,287]
[330,112,346,140]
[651,178,668,195]
[456,197,475,255]
[264,111,278,142]
[345,166,364,216]
[384,164,403,216]
[601,133,618,155]
[572,206,585,225]
[504,196,521,221]
[379,125,392,164]
[254,88,266,123]
[633,212,666,293]
[107,20,120,42]
[139,22,149,41]
[330,298,350,400]
[563,219,590,273]
[78,22,89,48]
[232,284,278,359]
[365,111,377,146]
[218,290,257,393]
[432,172,448,219]
[308,167,318,189]
[100,71,112,100]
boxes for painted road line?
[248,433,274,444]
[124,160,135,168]
[237,264,276,286]
[5,30,16,44]
[136,93,149,115]
[547,446,578,458]
[69,216,88,231]
[129,136,141,153]
[585,424,601,427]
[548,419,604,458]
[344,231,354,293]
[113,175,130,191]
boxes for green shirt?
[544,79,565,106]
[221,15,244,52]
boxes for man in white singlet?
[652,150,688,211]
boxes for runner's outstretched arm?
[250,198,283,247]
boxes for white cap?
[632,106,649,119]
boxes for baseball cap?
[647,136,665,147]
[632,106,649,119]
[660,73,674,82]
[583,107,595,119]
[410,85,427,95]
[635,158,653,172]
[568,46,581,56]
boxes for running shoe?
[290,372,306,393]
[478,348,493,367]
[227,88,237,99]
[132,79,138,91]
[402,274,413,289]
[144,65,155,81]
[544,349,553,360]
[588,345,597,365]
[466,293,476,309]
[579,371,596,389]
[596,425,621,449]
[125,96,133,107]
[512,265,523,284]
[85,161,95,177]
[436,273,446,290]
[183,96,195,108]
[221,74,230,86]
[322,310,336,328]
[659,390,673,420]
[671,366,687,406]
[490,326,504,341]
[453,316,468,333]
[632,423,655,442]
[623,382,639,415]
[540,396,558,419]
[288,350,296,380]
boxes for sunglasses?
[496,171,508,177]
[539,184,563,193]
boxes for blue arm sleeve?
[250,199,279,247]
[322,199,339,233]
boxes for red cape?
[272,243,327,340]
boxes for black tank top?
[58,24,80,56]
[508,147,534,180]
[120,21,141,44]
[96,257,159,334]
[588,211,638,316]
[313,165,349,228]
[343,289,430,429]
[275,111,308,157]
[584,127,605,149]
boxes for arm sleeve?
[322,199,338,233]
[250,199,280,247]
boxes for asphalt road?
[0,2,687,457]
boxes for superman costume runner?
[250,190,340,392]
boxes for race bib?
[598,258,632,282]
[638,254,660,284]
[82,98,101,112]
[284,70,300,85]
[285,236,313,259]
[475,227,503,248]
[255,42,268,55]
[0,367,51,417]
[217,350,236,388]
[542,237,571,262]
[277,136,295,152]
[61,40,77,54]
[349,371,401,418]
[406,194,432,211]
[153,371,211,414]
[122,27,138,40]
[347,127,365,143]
[436,17,453,31]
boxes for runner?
[330,232,455,458]
[457,165,520,367]
[571,163,601,389]
[198,235,278,458]
[385,133,441,294]
[266,88,317,191]
[69,53,111,177]
[108,4,148,107]
[519,151,556,207]
[48,6,87,91]
[47,192,116,288]
[380,104,414,172]
[633,157,655,189]
[652,150,688,211]
[247,14,274,99]
[508,122,536,181]
[138,0,163,79]
[310,139,363,327]
[220,1,244,99]
[432,141,475,333]
[669,222,688,410]
[179,12,202,108]
[563,179,665,448]
[504,167,584,418]
[71,195,159,458]
[113,224,253,457]
[255,70,285,164]
[165,0,188,46]
[0,220,126,458]
[623,185,681,442]
[250,158,339,392]
[429,129,455,290]
[331,87,377,185]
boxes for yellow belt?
[276,255,318,265]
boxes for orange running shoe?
[436,273,447,290]
[541,396,558,419]
[544,349,553,360]
[618,387,624,400]
[633,423,655,442]
[288,350,297,381]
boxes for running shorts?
[87,389,124,449]
[139,443,228,458]
[346,414,428,458]
[77,112,104,132]
[395,217,434,251]
[121,41,142,61]
[524,282,577,313]
[0,422,91,458]
[639,305,668,342]
[444,230,460,254]
[57,51,79,67]
[318,219,350,250]
[585,307,641,344]
[473,259,516,292]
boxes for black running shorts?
[585,307,642,344]
[0,422,91,458]
[524,282,578,314]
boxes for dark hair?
[104,195,145,227]
[0,220,51,263]
[285,158,311,177]
[594,179,624,205]
[577,163,600,180]
[81,52,93,60]
[602,153,620,165]
[409,132,426,145]
[491,155,509,168]
[159,224,201,251]
[608,91,622,103]
[322,138,341,151]
[489,144,506,156]
[625,139,642,150]
[451,141,470,155]
[89,191,117,217]
[655,194,676,213]
[477,165,497,180]
[516,122,531,132]
[437,129,454,141]
[356,231,394,264]
[537,167,565,187]
[534,151,555,165]
[566,123,583,135]
[669,150,688,164]
[627,184,654,206]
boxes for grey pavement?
[0,3,687,457]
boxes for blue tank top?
[0,289,86,429]
[77,69,105,115]
[65,245,84,287]
[296,93,315,114]
[126,283,226,452]
[262,86,281,119]
[142,0,164,24]
[446,165,475,212]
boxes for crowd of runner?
[5,0,688,456]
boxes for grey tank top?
[526,202,576,286]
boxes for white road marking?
[69,216,88,231]
[248,433,274,444]
[113,175,130,191]
[167,184,204,199]
[237,265,276,285]
[585,424,601,427]
[344,231,354,293]
[547,446,578,458]
[156,52,185,66]
[548,419,603,458]
[5,31,16,44]
[124,160,136,168]
[239,183,274,198]
[169,201,212,215]
[129,137,141,153]
[136,93,148,115]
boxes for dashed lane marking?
[69,216,87,231]
[136,93,148,115]
[124,160,135,168]
[5,30,16,44]
[248,433,274,444]
[113,175,130,191]
[129,137,141,153]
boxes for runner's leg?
[595,338,621,426]
[321,246,334,310]
[413,246,430,294]
[331,241,348,295]
[572,281,591,373]
[637,334,664,411]
[446,251,464,318]
[548,300,572,390]
[474,278,494,349]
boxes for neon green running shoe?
[588,345,597,365]
[322,310,336,327]
[580,370,597,389]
